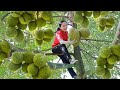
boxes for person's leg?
[58,44,78,64]
[52,45,77,78]
[58,55,77,78]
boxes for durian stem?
[112,21,120,45]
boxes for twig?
[1,12,10,21]
[52,16,68,18]
[81,38,112,42]
[114,66,120,70]
[86,40,101,50]
[80,42,97,59]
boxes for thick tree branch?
[47,62,75,69]
[112,21,120,45]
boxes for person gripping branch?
[51,20,78,79]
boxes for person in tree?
[52,20,78,79]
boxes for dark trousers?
[52,44,77,78]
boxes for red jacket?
[52,29,68,47]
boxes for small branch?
[81,49,97,59]
[52,16,68,18]
[114,66,120,70]
[1,12,10,21]
[86,40,100,50]
[80,42,97,59]
[81,38,112,42]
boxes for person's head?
[56,20,68,32]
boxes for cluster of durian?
[5,11,54,45]
[95,44,120,79]
[8,51,52,79]
[68,27,90,47]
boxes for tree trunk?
[68,11,86,79]
[112,20,120,45]
[73,46,86,79]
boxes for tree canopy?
[0,11,120,79]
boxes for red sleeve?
[56,31,63,41]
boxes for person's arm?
[56,33,76,44]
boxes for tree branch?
[52,16,68,18]
[112,20,120,45]
[80,48,97,60]
[114,66,120,70]
[1,12,10,21]
[47,62,76,69]
[81,38,112,42]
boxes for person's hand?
[68,40,77,44]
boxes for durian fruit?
[96,56,107,67]
[11,11,23,18]
[110,45,120,57]
[83,11,92,17]
[19,13,32,24]
[35,39,43,46]
[34,29,44,40]
[0,61,2,65]
[107,54,118,65]
[17,23,27,30]
[79,28,90,39]
[14,29,24,42]
[27,63,39,76]
[8,61,21,71]
[69,28,80,47]
[102,68,111,79]
[36,65,52,79]
[33,53,47,68]
[98,25,105,31]
[93,11,100,18]
[105,62,114,69]
[99,17,107,26]
[11,51,23,64]
[99,47,111,58]
[44,29,54,38]
[0,39,11,55]
[28,21,37,31]
[21,63,29,73]
[6,15,19,27]
[6,27,18,38]
[36,18,46,27]
[0,51,7,61]
[105,24,113,29]
[96,66,105,76]
[106,17,115,25]
[81,16,89,27]
[100,11,109,17]
[23,52,35,64]
[73,12,84,23]
[41,11,52,21]
[43,38,51,42]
